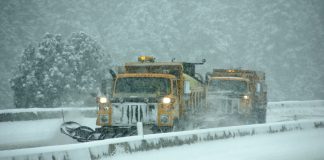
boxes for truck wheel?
[257,109,266,123]
[173,118,182,131]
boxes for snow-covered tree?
[10,32,108,108]
[11,33,64,108]
[34,33,65,107]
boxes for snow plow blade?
[60,121,139,142]
[60,121,95,142]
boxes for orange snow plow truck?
[205,69,267,124]
[96,56,206,135]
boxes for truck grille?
[208,97,240,114]
[112,103,157,126]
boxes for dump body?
[206,69,267,123]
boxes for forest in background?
[0,0,324,108]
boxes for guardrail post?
[137,122,144,138]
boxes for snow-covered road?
[109,128,324,160]
[0,117,97,150]
[0,119,75,150]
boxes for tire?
[256,108,266,124]
[172,118,180,131]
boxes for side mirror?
[109,69,116,79]
[184,80,191,94]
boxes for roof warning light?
[138,56,155,63]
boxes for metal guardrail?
[268,100,324,108]
[0,107,97,122]
[1,100,323,122]
[0,119,323,160]
[267,100,324,122]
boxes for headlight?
[160,115,169,124]
[162,97,171,104]
[99,97,108,103]
[243,95,249,100]
[100,115,109,124]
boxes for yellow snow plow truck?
[61,56,206,141]
[95,56,206,137]
[205,69,267,125]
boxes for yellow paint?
[210,76,249,82]
[96,103,112,126]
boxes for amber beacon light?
[138,56,155,62]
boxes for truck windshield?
[208,80,247,93]
[115,77,171,96]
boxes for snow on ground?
[0,119,71,150]
[267,100,324,122]
[0,118,96,150]
[108,128,324,160]
[0,106,98,150]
